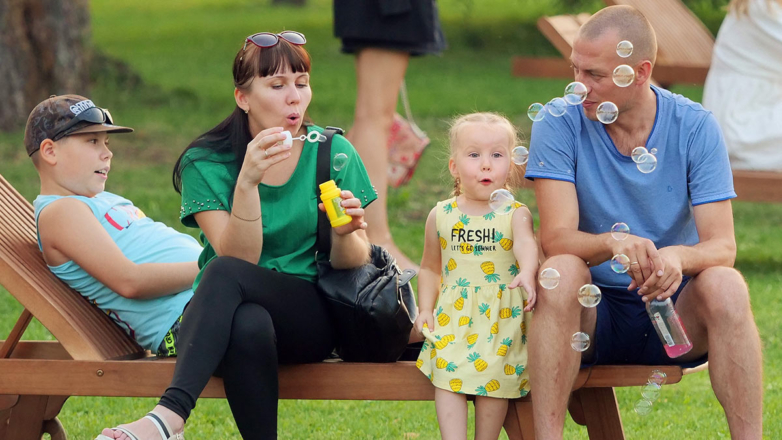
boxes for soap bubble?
[617,40,634,58]
[596,102,619,124]
[333,153,349,172]
[610,254,631,273]
[547,97,568,117]
[641,383,662,401]
[512,146,529,165]
[612,64,635,87]
[648,369,668,386]
[539,268,560,290]
[636,153,658,174]
[631,146,648,163]
[489,189,515,215]
[634,399,653,416]
[528,103,545,122]
[650,148,658,155]
[564,82,588,105]
[611,222,630,241]
[571,332,590,352]
[577,284,602,308]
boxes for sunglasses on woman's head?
[52,107,114,141]
[243,31,306,52]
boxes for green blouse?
[179,125,377,289]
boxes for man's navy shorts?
[581,276,708,368]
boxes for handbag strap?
[316,126,344,258]
[399,80,427,139]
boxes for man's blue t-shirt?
[525,85,735,289]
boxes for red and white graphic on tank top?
[104,205,146,230]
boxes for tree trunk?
[271,0,307,6]
[0,0,91,131]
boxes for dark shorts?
[156,314,183,358]
[581,276,708,368]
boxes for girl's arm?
[414,207,442,332]
[38,198,198,300]
[509,206,539,310]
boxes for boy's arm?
[38,198,199,299]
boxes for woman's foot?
[98,405,184,440]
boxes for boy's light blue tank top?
[33,192,201,351]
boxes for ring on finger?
[264,149,269,158]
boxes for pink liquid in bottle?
[646,298,693,358]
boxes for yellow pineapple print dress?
[416,197,532,398]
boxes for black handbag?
[315,127,418,363]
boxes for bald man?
[521,5,762,439]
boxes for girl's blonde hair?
[730,0,782,15]
[448,112,525,196]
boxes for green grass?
[3,0,780,438]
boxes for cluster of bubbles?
[539,222,638,352]
[631,146,658,173]
[635,369,667,415]
[527,81,588,123]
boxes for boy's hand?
[317,190,368,235]
[509,272,537,311]
[415,310,435,336]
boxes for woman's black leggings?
[158,256,335,439]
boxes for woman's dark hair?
[172,36,312,194]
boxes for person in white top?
[703,0,782,171]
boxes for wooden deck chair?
[512,0,714,87]
[0,172,708,440]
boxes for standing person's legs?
[525,254,595,440]
[348,47,417,271]
[674,267,763,439]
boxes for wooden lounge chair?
[512,0,714,87]
[0,173,706,439]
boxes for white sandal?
[95,411,185,440]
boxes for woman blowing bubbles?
[98,31,376,440]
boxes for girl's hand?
[237,127,292,187]
[415,310,435,335]
[509,272,537,311]
[318,190,368,236]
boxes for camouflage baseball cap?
[24,94,133,156]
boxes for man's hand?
[631,247,684,302]
[613,235,664,290]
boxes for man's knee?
[537,254,591,310]
[692,267,750,320]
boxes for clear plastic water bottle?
[645,298,693,358]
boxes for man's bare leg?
[527,254,595,440]
[675,266,763,439]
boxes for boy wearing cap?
[25,94,201,356]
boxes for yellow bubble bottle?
[319,180,352,227]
